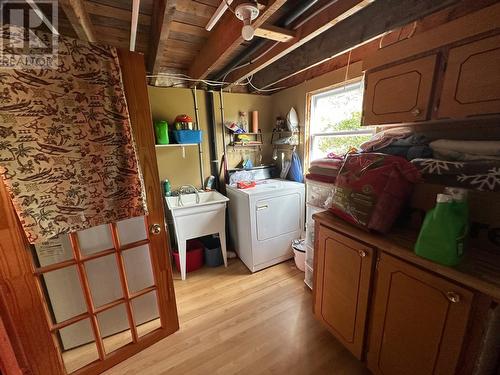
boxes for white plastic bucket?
[292,239,306,272]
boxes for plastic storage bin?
[173,129,202,144]
[201,236,224,267]
[306,179,334,208]
[305,245,314,266]
[305,222,315,248]
[304,263,313,290]
[306,204,326,225]
[172,239,204,273]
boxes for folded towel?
[305,173,337,184]
[360,127,412,152]
[430,140,500,156]
[309,158,343,170]
[308,166,340,177]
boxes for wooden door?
[438,34,500,119]
[367,253,473,375]
[362,54,438,125]
[0,50,179,375]
[313,225,374,359]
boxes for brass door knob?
[446,291,461,303]
[150,224,162,235]
[411,108,421,116]
[358,250,367,258]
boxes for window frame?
[308,79,373,161]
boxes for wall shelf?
[155,143,199,158]
[155,143,198,148]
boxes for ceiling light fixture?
[235,2,260,41]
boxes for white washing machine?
[226,179,305,272]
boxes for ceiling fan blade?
[206,0,233,31]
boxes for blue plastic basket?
[173,130,202,144]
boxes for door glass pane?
[132,291,161,337]
[85,255,122,307]
[122,245,154,293]
[97,304,132,354]
[33,235,73,267]
[41,266,87,324]
[60,319,98,373]
[116,215,147,246]
[77,224,114,256]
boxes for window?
[309,81,373,161]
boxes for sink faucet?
[177,185,200,206]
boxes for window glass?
[309,81,373,161]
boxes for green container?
[414,193,469,267]
[154,120,169,145]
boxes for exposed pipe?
[214,0,320,81]
[192,87,205,188]
[205,90,220,190]
[219,88,228,187]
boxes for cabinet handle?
[256,204,268,211]
[358,250,367,258]
[446,291,461,303]
[411,108,421,116]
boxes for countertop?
[313,211,500,301]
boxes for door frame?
[0,50,179,375]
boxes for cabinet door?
[367,253,473,375]
[438,34,500,119]
[313,225,374,359]
[363,54,438,125]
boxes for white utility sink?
[166,191,229,280]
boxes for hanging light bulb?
[235,3,260,41]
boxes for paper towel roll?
[252,111,259,133]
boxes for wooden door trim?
[0,50,179,375]
[0,181,66,374]
[117,49,179,331]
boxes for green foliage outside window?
[315,111,371,155]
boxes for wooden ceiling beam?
[148,0,177,81]
[250,0,461,89]
[268,39,381,91]
[259,0,499,92]
[59,0,96,42]
[226,0,373,84]
[187,0,287,80]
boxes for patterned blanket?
[411,158,500,192]
[0,25,147,243]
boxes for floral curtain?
[0,25,147,243]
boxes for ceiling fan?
[205,1,261,41]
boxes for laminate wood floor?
[103,259,369,375]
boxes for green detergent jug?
[414,189,469,267]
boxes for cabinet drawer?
[314,225,374,359]
[438,34,500,119]
[363,54,438,125]
[367,253,473,375]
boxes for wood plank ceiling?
[2,0,496,93]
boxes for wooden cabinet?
[313,225,374,359]
[362,55,438,125]
[367,253,473,375]
[438,34,500,119]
